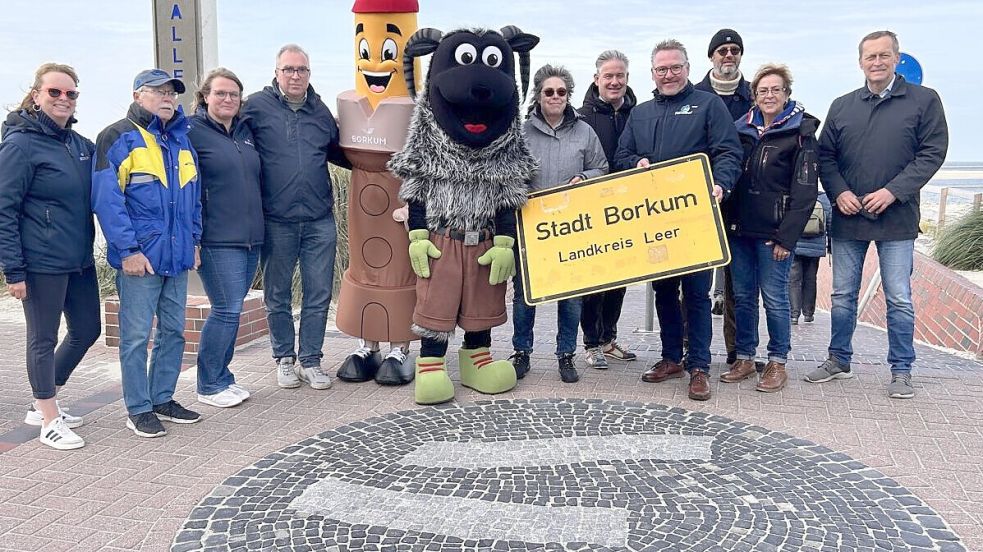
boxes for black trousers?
[420,330,491,357]
[789,255,820,319]
[579,287,627,348]
[22,268,101,399]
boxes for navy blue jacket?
[613,82,743,191]
[819,75,948,241]
[794,193,831,258]
[242,80,350,223]
[0,110,95,283]
[695,71,753,123]
[188,109,264,249]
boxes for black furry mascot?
[389,26,539,404]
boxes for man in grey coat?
[807,30,948,399]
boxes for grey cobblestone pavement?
[0,285,980,551]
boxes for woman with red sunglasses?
[0,63,100,450]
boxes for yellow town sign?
[516,154,730,305]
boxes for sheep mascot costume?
[389,26,539,404]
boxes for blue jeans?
[116,270,189,415]
[261,216,337,367]
[829,238,915,373]
[652,270,713,372]
[197,246,260,395]
[511,273,582,356]
[729,236,793,363]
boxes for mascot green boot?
[414,356,455,405]
[459,347,517,394]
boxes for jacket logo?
[79,154,91,162]
[244,139,254,147]
[674,105,697,115]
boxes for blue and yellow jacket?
[91,103,201,276]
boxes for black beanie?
[708,28,743,57]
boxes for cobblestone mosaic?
[172,399,966,551]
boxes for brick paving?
[0,285,980,551]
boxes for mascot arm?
[493,206,517,238]
[479,206,519,286]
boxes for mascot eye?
[359,39,370,61]
[454,43,478,65]
[382,38,398,61]
[481,46,503,68]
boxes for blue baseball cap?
[133,69,186,93]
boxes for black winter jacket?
[242,80,350,223]
[188,109,264,249]
[818,75,948,241]
[730,102,820,251]
[0,110,95,283]
[578,83,636,168]
[695,71,753,123]
[613,82,743,190]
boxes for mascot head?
[352,0,419,110]
[402,26,539,148]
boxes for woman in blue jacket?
[188,68,264,408]
[0,63,101,450]
[719,64,819,393]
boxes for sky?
[1,0,980,162]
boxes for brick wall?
[104,289,269,366]
[816,250,983,359]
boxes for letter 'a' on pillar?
[352,0,420,110]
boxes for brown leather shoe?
[642,359,684,383]
[720,359,756,383]
[688,371,711,401]
[756,361,788,393]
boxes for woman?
[719,63,819,392]
[510,65,608,384]
[790,192,831,324]
[0,63,100,450]
[188,68,264,408]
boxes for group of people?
[0,25,947,451]
[0,45,350,449]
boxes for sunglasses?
[42,88,80,100]
[716,46,742,56]
[543,88,567,98]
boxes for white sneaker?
[584,347,609,369]
[197,388,244,408]
[296,363,332,390]
[39,417,84,450]
[24,401,83,429]
[276,357,301,388]
[228,383,251,400]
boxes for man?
[807,30,948,399]
[614,39,742,401]
[695,28,753,367]
[577,49,638,371]
[243,44,351,390]
[92,69,203,437]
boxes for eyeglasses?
[143,88,180,98]
[211,91,241,100]
[652,64,686,77]
[715,46,742,57]
[42,88,80,100]
[755,87,787,97]
[543,88,567,98]
[278,66,310,76]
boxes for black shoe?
[711,296,724,316]
[804,314,814,323]
[791,317,799,325]
[153,400,202,424]
[725,351,737,365]
[755,360,766,373]
[558,353,579,383]
[337,347,382,383]
[510,351,531,379]
[126,412,167,438]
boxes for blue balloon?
[897,52,923,85]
